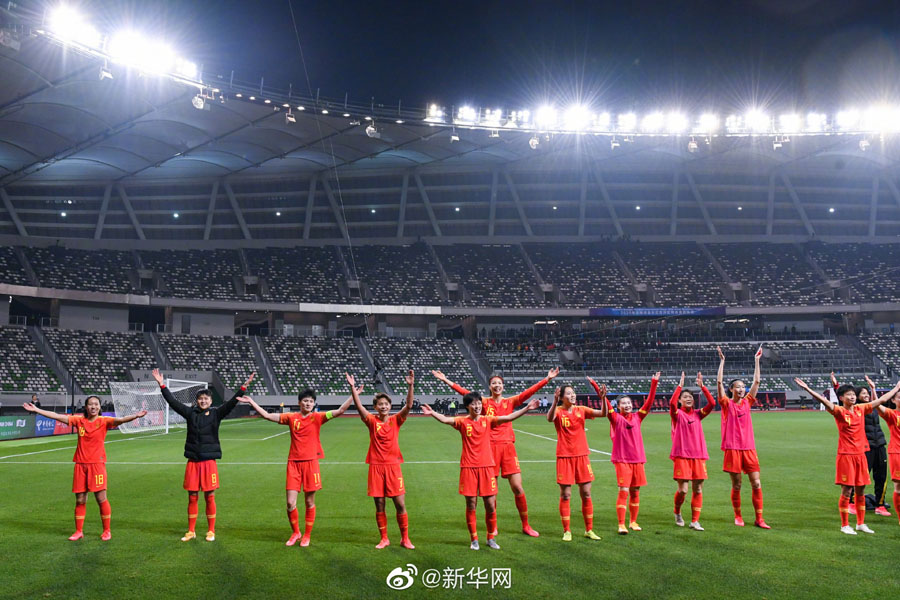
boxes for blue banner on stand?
[589,307,727,317]
[34,415,57,437]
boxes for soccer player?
[600,372,659,535]
[422,392,539,550]
[874,387,900,525]
[151,368,254,542]
[23,396,146,541]
[794,377,900,534]
[716,346,770,528]
[670,371,717,531]
[237,385,354,547]
[548,381,608,542]
[431,366,559,537]
[347,369,415,549]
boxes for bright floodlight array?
[426,102,900,136]
[43,5,198,81]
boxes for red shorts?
[890,453,900,482]
[459,466,497,497]
[722,449,760,474]
[614,462,647,488]
[672,457,708,481]
[556,456,594,485]
[835,454,870,486]
[72,463,107,493]
[492,443,521,478]
[183,460,219,492]
[286,459,322,492]
[368,464,405,497]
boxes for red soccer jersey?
[364,413,406,465]
[833,404,873,455]
[553,406,595,457]
[453,416,498,467]
[453,378,549,444]
[280,412,328,461]
[882,408,900,454]
[69,415,114,463]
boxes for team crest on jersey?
[205,411,210,416]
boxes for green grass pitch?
[1,411,899,599]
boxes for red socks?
[99,500,111,533]
[288,508,300,534]
[397,512,409,541]
[187,495,198,533]
[616,490,628,526]
[690,493,703,522]
[582,497,593,531]
[514,493,529,528]
[855,497,866,525]
[839,495,850,527]
[751,487,764,521]
[628,489,640,523]
[895,492,900,524]
[304,506,316,536]
[205,494,216,533]
[486,511,497,540]
[376,511,388,540]
[466,508,478,540]
[559,498,571,532]
[731,489,742,518]
[74,503,86,533]
[674,490,686,514]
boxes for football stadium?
[2,1,900,598]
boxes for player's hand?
[652,371,661,382]
[829,372,838,388]
[794,377,808,390]
[242,372,256,389]
[717,346,725,361]
[526,399,539,411]
[237,396,253,404]
[136,410,148,418]
[554,387,561,403]
[421,404,434,415]
[696,372,703,387]
[865,375,875,388]
[755,345,763,359]
[22,402,36,412]
[430,369,447,382]
[345,372,356,387]
[354,384,365,396]
[678,371,685,387]
[405,369,414,386]
[547,366,560,380]
[586,376,597,387]
[597,383,607,400]
[151,368,164,385]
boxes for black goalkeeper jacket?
[160,384,244,461]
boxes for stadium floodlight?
[667,112,688,134]
[48,6,102,48]
[687,137,699,153]
[456,105,477,124]
[745,110,770,133]
[806,112,826,132]
[175,58,198,80]
[836,109,860,131]
[109,31,175,75]
[365,123,381,139]
[60,211,66,217]
[593,112,611,131]
[617,112,636,132]
[696,113,719,134]
[863,105,900,132]
[426,104,445,122]
[285,110,296,124]
[528,135,540,149]
[483,108,503,127]
[725,114,742,133]
[778,113,801,133]
[535,105,557,129]
[450,132,460,142]
[641,111,664,133]
[191,94,205,110]
[563,105,592,131]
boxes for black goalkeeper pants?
[867,445,888,507]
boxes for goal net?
[109,379,208,434]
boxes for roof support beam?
[780,173,815,236]
[670,170,680,236]
[880,174,900,211]
[321,177,349,240]
[116,184,145,240]
[766,174,776,236]
[869,176,879,238]
[396,172,409,237]
[413,172,442,236]
[0,187,28,237]
[591,167,623,237]
[223,181,252,240]
[489,170,499,237]
[685,172,717,235]
[303,175,317,240]
[93,183,112,240]
[203,180,219,241]
[502,170,534,236]
[578,169,588,237]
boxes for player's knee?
[287,502,297,512]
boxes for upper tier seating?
[246,246,346,304]
[0,326,60,392]
[160,333,267,394]
[525,243,637,307]
[618,242,728,307]
[367,337,480,395]
[44,329,153,394]
[263,335,367,395]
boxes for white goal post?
[109,379,208,434]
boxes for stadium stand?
[141,249,245,301]
[26,247,135,294]
[43,329,153,394]
[262,335,367,395]
[246,246,346,304]
[617,242,728,306]
[0,247,30,286]
[367,337,480,395]
[0,326,61,392]
[434,244,546,307]
[525,243,638,307]
[858,333,900,378]
[160,333,267,393]
[807,243,900,304]
[344,242,444,305]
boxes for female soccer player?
[548,380,608,542]
[347,369,415,549]
[430,366,559,537]
[599,372,659,535]
[670,371,717,531]
[238,385,354,547]
[874,386,900,525]
[794,377,900,534]
[716,346,769,528]
[23,397,146,541]
[422,392,539,550]
[151,368,254,542]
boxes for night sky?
[24,0,900,112]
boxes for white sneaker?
[855,524,875,534]
[674,514,685,527]
[688,521,704,531]
[840,525,858,535]
[486,539,500,550]
[469,540,480,550]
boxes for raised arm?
[218,372,256,421]
[830,372,839,390]
[747,346,762,399]
[346,373,370,422]
[638,372,660,419]
[670,371,686,419]
[697,372,717,418]
[870,380,900,411]
[324,388,357,424]
[547,387,561,422]
[795,377,835,414]
[586,377,608,418]
[237,396,280,423]
[496,399,539,423]
[716,346,727,401]
[397,369,415,420]
[151,368,191,419]
[511,366,560,406]
[22,402,70,425]
[111,410,148,427]
[421,404,455,425]
[430,369,471,396]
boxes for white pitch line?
[0,431,171,460]
[260,430,288,441]
[513,428,612,456]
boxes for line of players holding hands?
[21,345,900,548]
